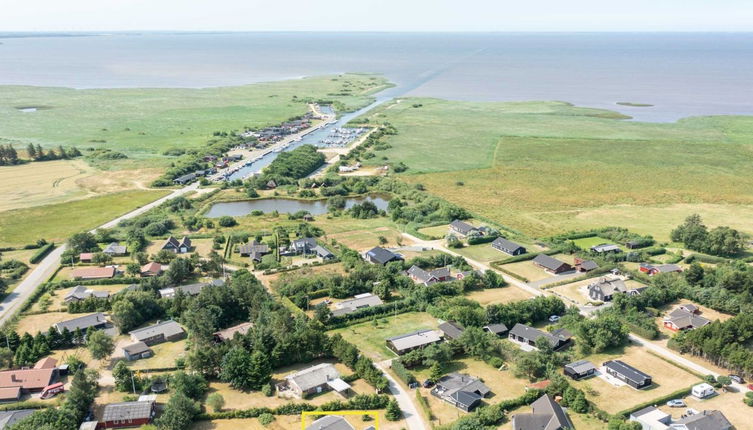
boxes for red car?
[747,384,753,391]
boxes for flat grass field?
[0,189,168,247]
[0,74,389,156]
[329,312,439,361]
[360,97,753,239]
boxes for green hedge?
[391,360,416,385]
[29,243,55,264]
[415,391,434,420]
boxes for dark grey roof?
[588,278,627,296]
[103,242,127,255]
[292,237,318,252]
[665,308,710,329]
[439,321,464,340]
[510,323,570,348]
[123,341,151,355]
[492,237,525,253]
[407,265,451,284]
[101,401,154,422]
[238,241,269,256]
[512,394,573,430]
[332,293,383,316]
[604,360,651,385]
[436,373,491,398]
[365,247,400,264]
[451,390,482,407]
[314,245,334,258]
[129,320,185,342]
[0,409,35,429]
[305,415,354,430]
[286,363,342,392]
[565,360,596,374]
[53,312,107,333]
[483,323,508,335]
[673,410,732,430]
[532,254,570,271]
[450,220,478,235]
[579,260,599,270]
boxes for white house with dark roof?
[160,236,191,254]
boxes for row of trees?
[26,143,82,162]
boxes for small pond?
[204,195,389,218]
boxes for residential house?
[363,247,402,265]
[305,415,354,430]
[691,383,716,399]
[678,303,699,314]
[158,280,222,299]
[161,236,192,254]
[122,342,153,361]
[532,254,573,274]
[64,286,110,303]
[0,410,36,429]
[313,245,335,260]
[511,393,573,430]
[238,241,270,262]
[438,321,465,340]
[574,257,599,272]
[288,237,318,255]
[213,322,254,342]
[79,253,94,263]
[431,373,491,412]
[139,262,163,277]
[0,387,21,403]
[603,360,652,389]
[386,329,443,355]
[102,242,127,256]
[587,278,628,302]
[564,360,596,380]
[0,357,58,393]
[277,363,350,399]
[53,312,107,334]
[639,263,682,276]
[71,266,116,280]
[99,400,156,429]
[491,238,527,256]
[591,243,621,253]
[663,307,710,332]
[508,323,572,351]
[173,173,197,185]
[449,220,479,237]
[129,320,186,346]
[670,410,732,430]
[407,265,452,286]
[331,293,383,317]
[483,323,508,337]
[629,406,672,430]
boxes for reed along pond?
[204,196,390,218]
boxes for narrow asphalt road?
[0,183,202,327]
[376,360,427,430]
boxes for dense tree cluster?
[671,214,745,257]
[672,313,753,377]
[264,144,325,179]
[0,144,19,165]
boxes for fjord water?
[1,32,752,121]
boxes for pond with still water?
[204,196,389,218]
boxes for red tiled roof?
[33,357,58,369]
[140,262,162,274]
[0,367,55,391]
[0,386,21,401]
[79,253,94,260]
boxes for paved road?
[0,183,202,327]
[376,360,426,430]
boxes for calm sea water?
[1,32,752,121]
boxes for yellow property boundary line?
[301,410,380,429]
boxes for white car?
[548,315,560,323]
[666,399,685,408]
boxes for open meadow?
[359,97,753,239]
[0,189,169,247]
[0,74,388,157]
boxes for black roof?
[532,254,570,271]
[365,247,400,264]
[483,323,508,335]
[604,360,651,384]
[438,321,464,339]
[492,237,525,252]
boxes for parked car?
[729,374,744,384]
[548,315,560,323]
[666,399,686,408]
[422,379,434,388]
[408,382,419,389]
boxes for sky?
[1,0,752,32]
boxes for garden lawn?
[454,243,509,263]
[328,312,439,361]
[571,345,702,415]
[498,260,553,283]
[464,287,536,306]
[128,339,188,370]
[0,189,170,247]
